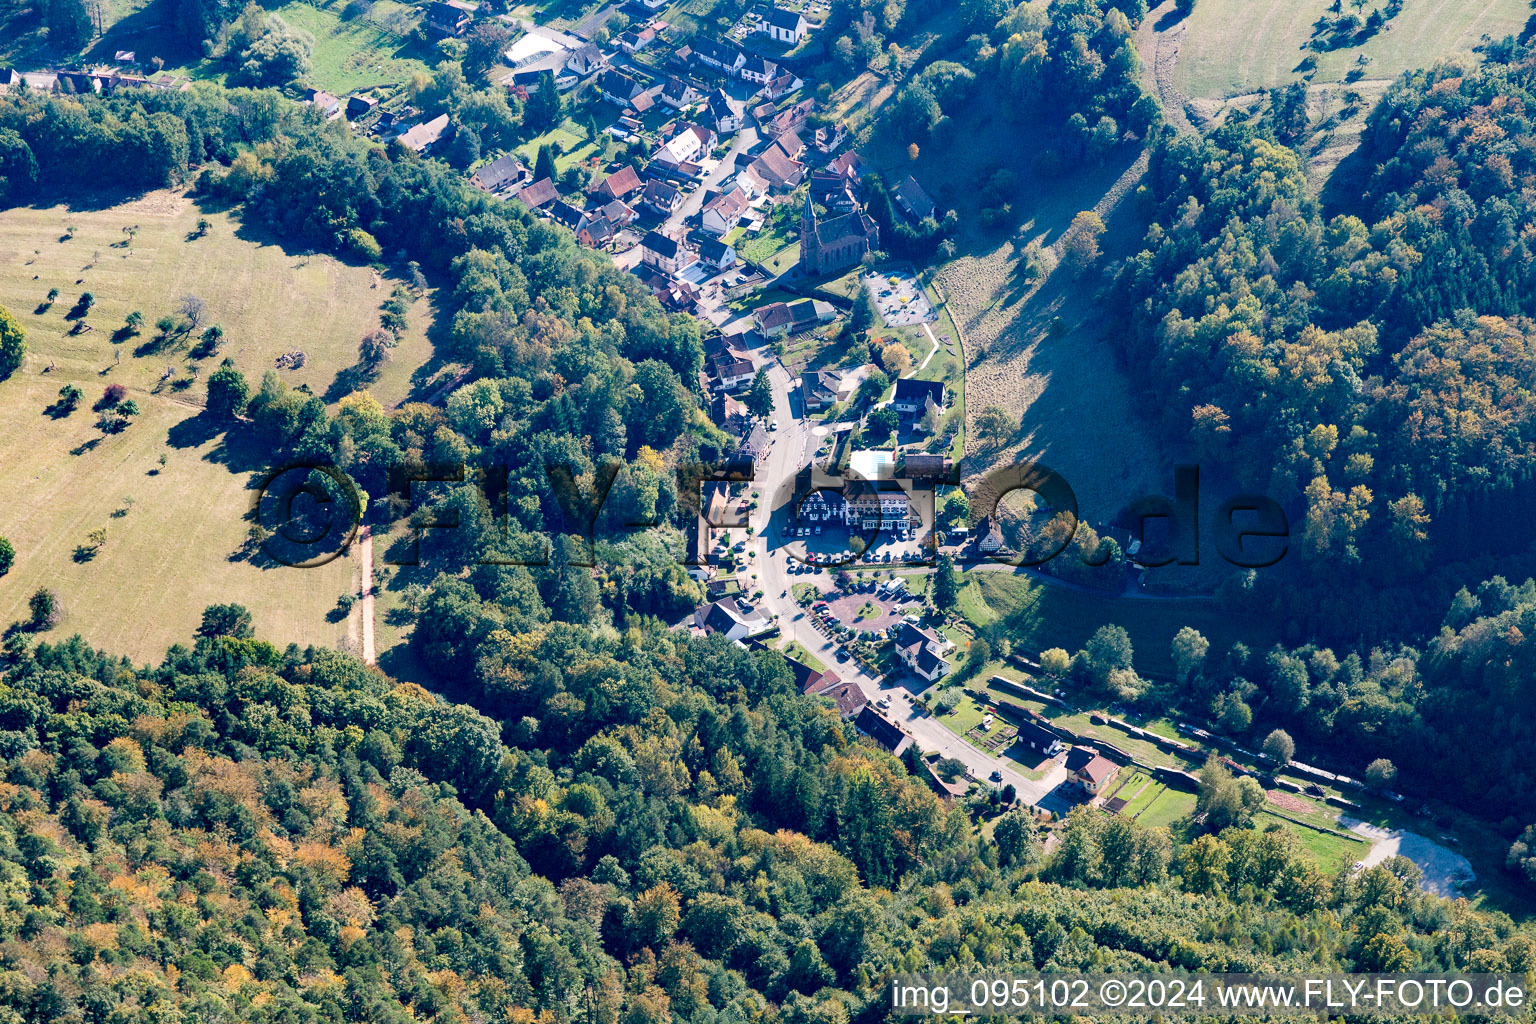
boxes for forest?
[0,620,1530,1022]
[3,8,1536,1018]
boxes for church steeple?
[800,188,816,272]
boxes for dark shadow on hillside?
[81,0,206,70]
[1318,139,1376,218]
[1153,5,1188,30]
[399,288,465,406]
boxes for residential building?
[975,516,1005,553]
[800,191,879,274]
[304,89,342,118]
[739,55,778,85]
[762,6,809,44]
[892,620,947,681]
[1016,719,1063,758]
[733,421,772,468]
[655,123,713,168]
[397,113,453,153]
[692,597,770,640]
[618,25,657,51]
[516,177,559,209]
[766,98,814,137]
[661,75,699,108]
[699,236,738,270]
[855,707,913,756]
[600,69,645,106]
[762,71,802,100]
[640,178,683,214]
[595,198,637,227]
[640,230,692,274]
[346,93,379,119]
[470,154,528,193]
[548,199,586,232]
[692,37,746,76]
[425,0,472,37]
[704,88,742,133]
[709,348,755,390]
[565,43,608,77]
[745,146,802,192]
[769,129,804,162]
[700,187,750,236]
[894,173,937,223]
[814,678,867,718]
[801,369,840,410]
[813,123,848,153]
[1066,746,1120,795]
[754,301,795,337]
[596,165,643,200]
[892,378,945,417]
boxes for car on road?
[835,648,850,662]
[770,420,779,430]
[989,770,1003,782]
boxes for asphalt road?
[741,356,1074,811]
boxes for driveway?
[665,127,757,234]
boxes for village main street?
[739,354,1075,813]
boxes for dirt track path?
[359,526,376,665]
[1137,1,1194,134]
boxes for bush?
[101,383,128,407]
[0,536,13,575]
[29,588,61,630]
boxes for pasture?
[0,190,435,662]
[1173,0,1530,99]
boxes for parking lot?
[862,269,936,327]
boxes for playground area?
[863,268,936,327]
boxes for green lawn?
[0,192,435,663]
[1134,787,1198,830]
[781,639,826,673]
[762,243,802,276]
[517,123,588,163]
[1259,812,1368,875]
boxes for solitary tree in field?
[29,588,61,630]
[1060,210,1106,275]
[974,404,1012,446]
[179,294,207,331]
[124,310,144,334]
[0,536,13,575]
[206,360,250,420]
[359,327,397,366]
[0,304,26,379]
[1262,728,1295,765]
[198,602,255,639]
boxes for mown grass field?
[2,0,430,93]
[1173,0,1530,99]
[0,191,435,662]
